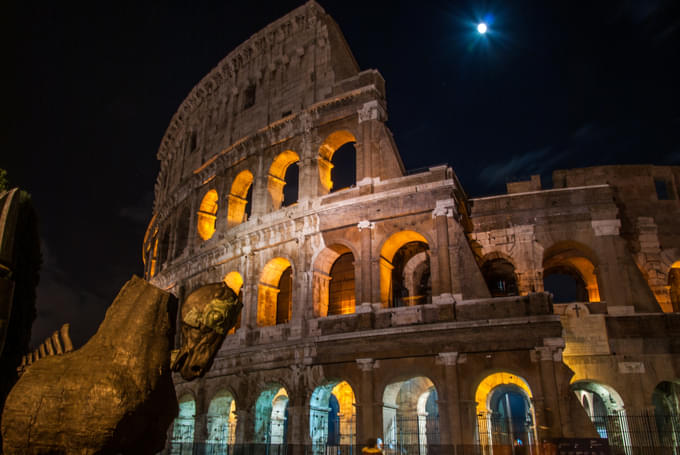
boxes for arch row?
[476,239,605,304]
[201,228,439,330]
[147,129,359,272]
[170,364,637,453]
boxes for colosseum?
[144,2,680,453]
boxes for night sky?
[3,0,679,348]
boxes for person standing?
[362,438,383,454]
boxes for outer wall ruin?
[145,2,680,452]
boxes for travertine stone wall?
[145,2,680,451]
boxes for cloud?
[118,190,154,224]
[478,146,567,187]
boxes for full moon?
[477,22,487,34]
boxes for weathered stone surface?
[2,276,178,455]
[171,281,242,380]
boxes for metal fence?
[383,415,440,455]
[588,412,680,455]
[476,413,536,455]
[475,411,680,455]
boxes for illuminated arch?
[258,257,293,326]
[475,372,537,451]
[571,381,629,445]
[652,381,680,447]
[227,170,254,226]
[669,261,680,312]
[254,384,289,448]
[171,393,196,446]
[318,130,357,193]
[475,372,533,415]
[481,255,519,297]
[382,376,439,454]
[379,230,430,307]
[197,189,219,240]
[312,244,356,316]
[207,390,237,445]
[310,380,356,451]
[268,150,300,210]
[543,241,601,303]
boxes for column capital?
[432,198,457,218]
[357,220,375,230]
[357,100,386,123]
[592,219,621,236]
[356,358,379,371]
[438,352,460,366]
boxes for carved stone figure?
[1,275,242,454]
[171,281,242,380]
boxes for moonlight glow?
[477,22,487,34]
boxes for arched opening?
[572,381,630,451]
[652,381,680,451]
[254,385,289,450]
[318,130,357,194]
[148,234,159,278]
[669,261,680,312]
[475,372,536,454]
[310,380,357,454]
[228,170,254,226]
[223,271,243,334]
[197,190,218,241]
[170,394,195,454]
[383,376,440,455]
[207,390,237,449]
[268,150,300,210]
[543,242,600,303]
[258,258,293,326]
[312,245,356,317]
[329,253,356,315]
[175,206,190,258]
[158,229,171,271]
[481,257,519,297]
[380,231,431,308]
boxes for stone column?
[286,396,310,455]
[357,220,375,306]
[458,400,479,454]
[432,200,455,302]
[297,113,322,200]
[356,101,384,182]
[250,175,269,218]
[240,250,258,345]
[356,358,381,446]
[532,344,569,440]
[194,381,209,445]
[438,352,462,454]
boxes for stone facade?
[145,2,680,452]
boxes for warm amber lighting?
[268,150,300,210]
[672,261,680,269]
[228,170,254,226]
[543,242,601,302]
[475,372,533,415]
[257,257,292,326]
[331,381,356,417]
[318,130,356,193]
[379,230,428,306]
[142,214,157,265]
[224,271,244,294]
[197,190,219,240]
